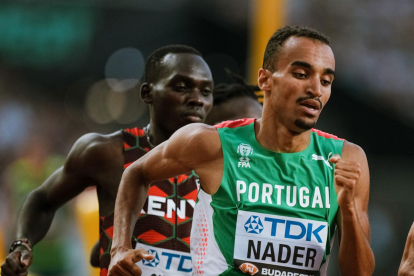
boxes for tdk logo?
[140,249,192,272]
[161,252,192,272]
[244,215,326,244]
[264,217,326,243]
[142,249,160,267]
[244,215,264,234]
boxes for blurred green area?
[0,3,96,68]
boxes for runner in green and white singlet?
[191,119,343,276]
[110,26,375,276]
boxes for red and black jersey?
[99,128,199,276]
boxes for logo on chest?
[311,152,333,170]
[244,215,264,234]
[237,143,253,168]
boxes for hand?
[108,248,154,276]
[398,223,414,276]
[329,154,361,212]
[1,247,32,276]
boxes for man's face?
[149,53,214,134]
[261,36,335,133]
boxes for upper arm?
[125,123,222,193]
[337,140,371,241]
[33,133,118,210]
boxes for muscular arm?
[109,123,222,274]
[16,133,106,244]
[335,141,375,275]
[1,133,122,276]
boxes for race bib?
[234,211,327,276]
[135,243,192,276]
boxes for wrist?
[9,238,32,253]
[110,245,130,257]
[340,205,358,219]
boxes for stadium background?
[0,0,413,275]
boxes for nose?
[186,90,204,109]
[306,76,322,98]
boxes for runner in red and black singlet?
[1,45,213,276]
[99,127,199,275]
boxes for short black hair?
[144,44,202,83]
[263,26,330,72]
[213,69,259,105]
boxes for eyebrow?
[291,61,312,69]
[324,68,335,76]
[291,61,335,76]
[170,74,213,85]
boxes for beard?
[294,118,316,130]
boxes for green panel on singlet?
[211,121,343,276]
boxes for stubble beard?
[294,118,316,130]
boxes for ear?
[140,83,153,104]
[258,68,272,92]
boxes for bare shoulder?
[168,123,219,147]
[342,140,367,163]
[124,124,222,191]
[65,131,124,174]
[162,123,221,168]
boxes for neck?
[147,120,173,147]
[255,115,312,153]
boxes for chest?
[226,151,334,206]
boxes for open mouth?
[297,99,321,117]
[299,99,321,111]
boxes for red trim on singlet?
[311,129,344,140]
[124,128,145,137]
[214,118,255,129]
[124,162,133,169]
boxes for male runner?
[90,75,263,269]
[205,74,263,125]
[1,44,213,276]
[109,26,375,276]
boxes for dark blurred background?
[0,1,412,275]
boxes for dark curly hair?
[144,44,202,83]
[263,26,330,72]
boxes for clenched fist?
[330,154,361,211]
[1,247,32,276]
